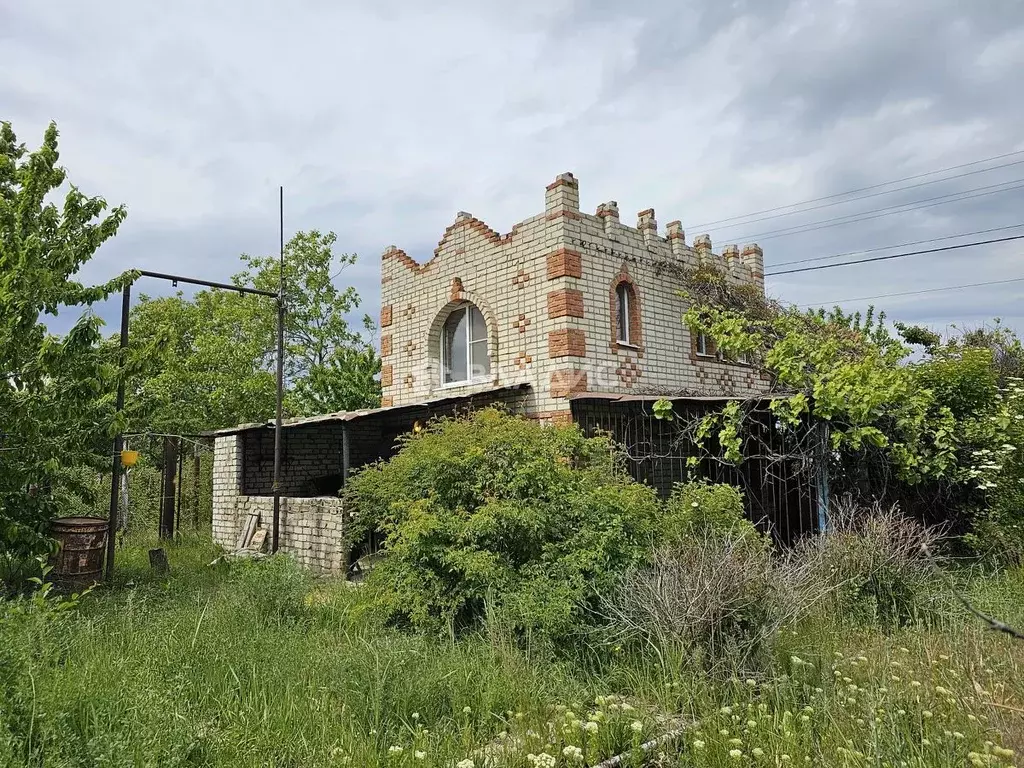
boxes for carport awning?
[204,382,531,437]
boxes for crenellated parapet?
[378,171,768,412]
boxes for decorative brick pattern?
[403,373,415,390]
[550,369,588,398]
[545,248,582,280]
[381,364,393,388]
[380,304,393,328]
[380,334,392,357]
[381,395,394,407]
[547,288,584,319]
[548,329,587,358]
[378,170,767,412]
[616,357,642,387]
[450,277,465,302]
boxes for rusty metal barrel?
[50,517,108,589]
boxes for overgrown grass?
[2,535,1023,767]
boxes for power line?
[798,276,1024,308]
[766,234,1024,276]
[690,148,1024,230]
[701,157,1024,234]
[723,178,1024,243]
[769,224,1024,268]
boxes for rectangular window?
[696,332,713,357]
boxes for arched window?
[615,283,632,344]
[441,303,489,385]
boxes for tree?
[0,122,127,586]
[120,230,380,441]
[234,230,380,415]
[119,289,276,437]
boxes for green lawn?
[2,536,1023,767]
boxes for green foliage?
[120,288,277,436]
[121,230,381,440]
[347,409,660,640]
[964,376,1024,562]
[661,481,762,544]
[2,536,1023,767]
[235,229,381,416]
[683,271,958,484]
[0,121,127,585]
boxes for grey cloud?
[4,0,1023,345]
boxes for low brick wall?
[212,435,348,575]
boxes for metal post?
[341,424,350,486]
[272,186,285,553]
[175,441,184,536]
[159,436,177,539]
[192,443,201,530]
[105,282,131,581]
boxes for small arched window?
[441,303,489,385]
[615,283,633,344]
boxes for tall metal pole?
[105,282,131,581]
[272,186,285,553]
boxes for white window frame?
[440,304,489,386]
[695,332,714,357]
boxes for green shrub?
[661,481,764,545]
[346,408,660,641]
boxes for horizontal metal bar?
[137,270,278,298]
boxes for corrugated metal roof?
[205,382,531,437]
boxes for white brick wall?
[211,435,348,575]
[380,172,768,422]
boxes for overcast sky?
[4,0,1023,340]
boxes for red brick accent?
[550,369,588,398]
[546,248,582,280]
[450,277,465,302]
[547,288,584,319]
[381,396,394,408]
[382,212,523,276]
[513,315,531,334]
[548,329,586,358]
[380,304,393,328]
[609,268,644,357]
[380,334,392,357]
[528,409,574,425]
[403,373,415,390]
[513,351,533,370]
[546,209,582,221]
[512,270,531,289]
[616,357,642,388]
[666,220,685,240]
[545,174,579,191]
[381,364,393,388]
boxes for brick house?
[211,173,819,573]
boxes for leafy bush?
[661,481,763,545]
[346,408,660,641]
